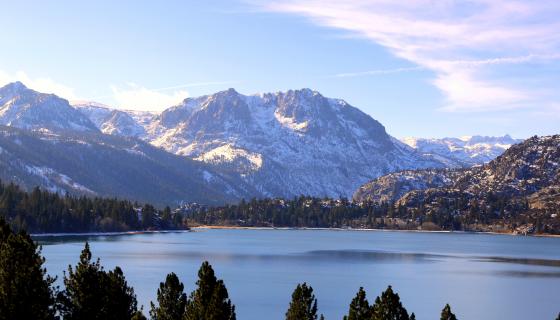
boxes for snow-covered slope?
[0,125,256,206]
[0,82,98,132]
[82,88,446,198]
[3,81,518,201]
[72,101,149,137]
[400,135,521,167]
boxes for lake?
[37,229,560,320]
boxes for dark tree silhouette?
[59,242,139,320]
[344,287,372,320]
[184,261,236,320]
[440,304,458,320]
[285,282,322,320]
[150,272,187,320]
[0,218,56,320]
[371,286,412,320]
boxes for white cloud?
[257,0,560,112]
[0,70,77,100]
[110,83,189,111]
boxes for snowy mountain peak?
[0,81,27,93]
[0,82,99,133]
[400,135,523,167]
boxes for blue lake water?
[37,229,560,320]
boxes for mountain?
[400,135,521,167]
[83,88,446,198]
[72,101,149,137]
[354,135,560,221]
[0,82,98,132]
[0,125,255,206]
[0,81,520,204]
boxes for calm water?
[37,229,560,320]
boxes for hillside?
[354,135,560,233]
[0,126,256,206]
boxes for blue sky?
[1,0,559,139]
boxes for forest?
[184,195,560,235]
[0,180,185,233]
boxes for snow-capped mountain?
[72,101,149,137]
[0,125,256,206]
[354,135,560,205]
[0,81,522,204]
[400,135,522,167]
[120,88,446,198]
[0,82,98,132]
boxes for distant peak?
[1,81,28,92]
[292,88,320,96]
[71,100,113,109]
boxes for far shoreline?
[30,226,560,238]
[191,225,560,238]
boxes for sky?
[0,0,559,139]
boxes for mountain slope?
[0,82,98,132]
[72,101,148,137]
[354,135,560,207]
[0,125,256,206]
[79,88,447,198]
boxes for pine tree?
[0,218,56,320]
[60,242,139,320]
[184,261,236,320]
[555,312,559,320]
[344,287,372,320]
[285,282,322,320]
[440,304,457,320]
[371,286,411,320]
[150,272,187,320]
[105,266,139,319]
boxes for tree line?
[4,218,558,320]
[0,180,185,233]
[184,195,560,234]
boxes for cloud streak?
[330,66,423,78]
[257,0,560,112]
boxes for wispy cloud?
[256,0,560,112]
[0,70,78,100]
[330,66,423,78]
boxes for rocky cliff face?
[137,88,445,198]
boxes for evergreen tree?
[105,266,139,319]
[344,287,372,320]
[184,261,236,320]
[285,282,321,320]
[555,312,559,320]
[60,242,139,320]
[150,272,187,320]
[371,286,411,320]
[440,304,457,320]
[0,218,56,320]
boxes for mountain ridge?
[0,81,521,204]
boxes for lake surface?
[37,229,560,320]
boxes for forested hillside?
[0,180,185,233]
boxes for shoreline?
[31,229,190,237]
[29,226,560,238]
[191,225,560,238]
